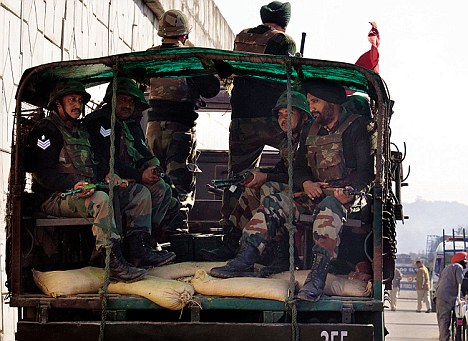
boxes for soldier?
[211,79,374,304]
[85,77,182,253]
[200,90,311,270]
[27,80,172,283]
[146,9,220,229]
[221,1,296,243]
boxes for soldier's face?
[57,94,84,120]
[306,94,335,126]
[115,94,136,120]
[277,108,301,132]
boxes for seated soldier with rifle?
[26,80,174,283]
[85,78,185,249]
[201,90,312,275]
[210,79,373,303]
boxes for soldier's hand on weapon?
[302,180,327,200]
[142,166,160,185]
[105,173,129,188]
[243,170,266,189]
[73,181,94,199]
[334,186,355,204]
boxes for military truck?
[5,47,405,340]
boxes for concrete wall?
[0,1,234,340]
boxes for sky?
[213,0,468,206]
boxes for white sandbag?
[147,261,227,280]
[109,275,194,310]
[271,270,372,297]
[191,270,291,302]
[32,266,104,298]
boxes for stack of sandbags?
[271,270,372,297]
[191,269,291,302]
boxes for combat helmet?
[158,10,192,38]
[48,79,91,110]
[103,77,150,110]
[272,90,311,117]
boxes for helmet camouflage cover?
[48,79,91,109]
[158,9,192,37]
[103,77,150,110]
[272,90,311,117]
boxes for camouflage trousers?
[40,183,152,250]
[221,116,283,222]
[242,183,348,258]
[229,182,288,231]
[146,120,197,225]
[146,179,185,239]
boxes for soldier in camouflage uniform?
[146,10,220,229]
[27,80,174,283]
[202,90,311,276]
[211,80,374,303]
[85,78,181,254]
[221,1,296,237]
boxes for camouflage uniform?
[147,42,220,226]
[85,103,184,239]
[222,23,296,222]
[28,112,153,250]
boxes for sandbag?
[32,266,104,298]
[271,270,372,297]
[147,261,227,280]
[191,270,291,302]
[109,275,194,310]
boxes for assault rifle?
[211,171,254,189]
[293,187,361,200]
[61,181,127,198]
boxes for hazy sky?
[214,0,468,206]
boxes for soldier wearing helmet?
[220,1,296,249]
[27,79,171,282]
[435,251,467,340]
[86,77,186,260]
[146,9,220,231]
[200,90,312,270]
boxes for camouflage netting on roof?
[17,47,387,109]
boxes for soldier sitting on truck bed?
[85,77,184,250]
[26,80,174,282]
[210,79,374,303]
[199,90,312,276]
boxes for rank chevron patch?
[100,126,111,137]
[37,135,50,150]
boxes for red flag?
[355,22,380,73]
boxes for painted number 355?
[321,331,348,340]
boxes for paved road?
[385,290,439,340]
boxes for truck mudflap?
[16,321,373,341]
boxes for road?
[385,290,439,340]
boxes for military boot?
[198,227,242,261]
[109,239,147,283]
[127,232,176,268]
[209,243,259,278]
[297,249,331,302]
[259,239,297,277]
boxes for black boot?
[109,239,147,283]
[259,239,296,278]
[127,232,176,268]
[198,227,242,261]
[297,249,331,302]
[210,243,259,278]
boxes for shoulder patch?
[100,126,111,137]
[37,135,51,150]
